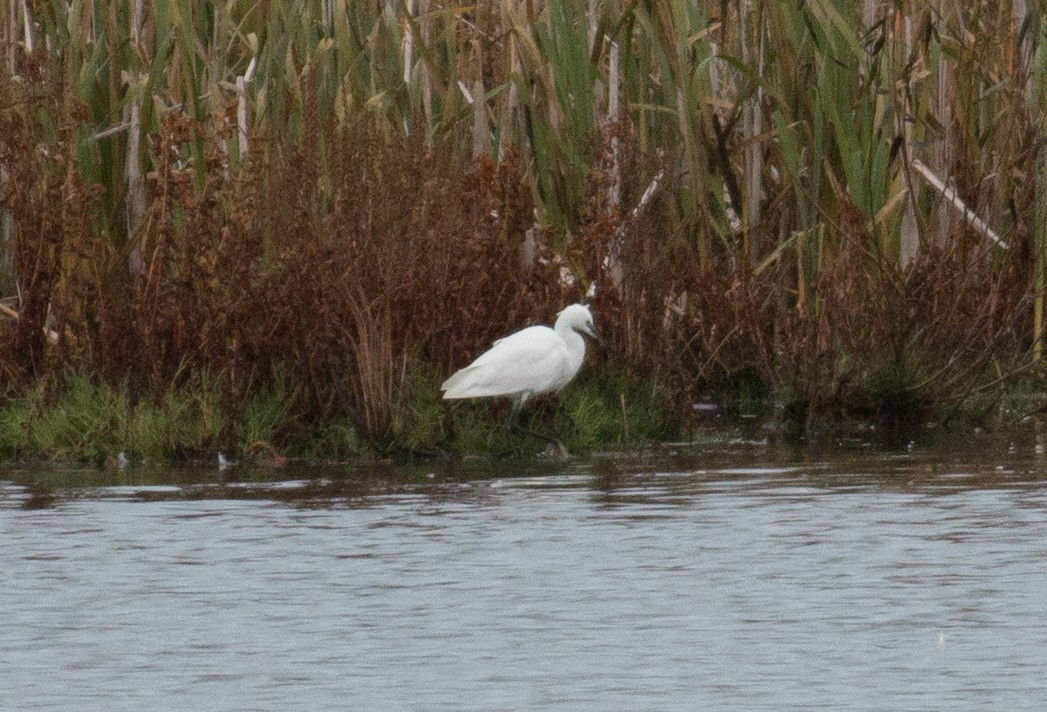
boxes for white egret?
[441,303,603,445]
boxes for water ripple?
[3,444,1047,710]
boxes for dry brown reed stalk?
[235,121,561,449]
[594,125,1031,428]
[346,292,395,451]
[0,58,95,385]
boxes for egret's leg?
[506,396,524,433]
[506,396,568,455]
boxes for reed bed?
[1,0,1045,456]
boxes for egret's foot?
[509,424,557,445]
[539,440,571,459]
[506,423,570,457]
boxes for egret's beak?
[585,324,607,348]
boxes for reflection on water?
[3,437,1047,711]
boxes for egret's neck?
[555,319,587,373]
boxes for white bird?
[442,304,603,443]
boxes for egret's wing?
[441,326,570,399]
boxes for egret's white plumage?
[441,304,601,427]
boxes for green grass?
[387,365,446,454]
[0,374,226,462]
[437,372,677,457]
[554,373,675,452]
[0,395,31,458]
[0,368,681,463]
[235,370,295,449]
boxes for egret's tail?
[441,365,510,399]
[440,367,474,399]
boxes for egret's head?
[559,303,606,346]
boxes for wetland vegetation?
[3,1,1047,462]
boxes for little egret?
[441,303,603,446]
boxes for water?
[3,437,1047,711]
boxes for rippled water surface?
[4,437,1047,711]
